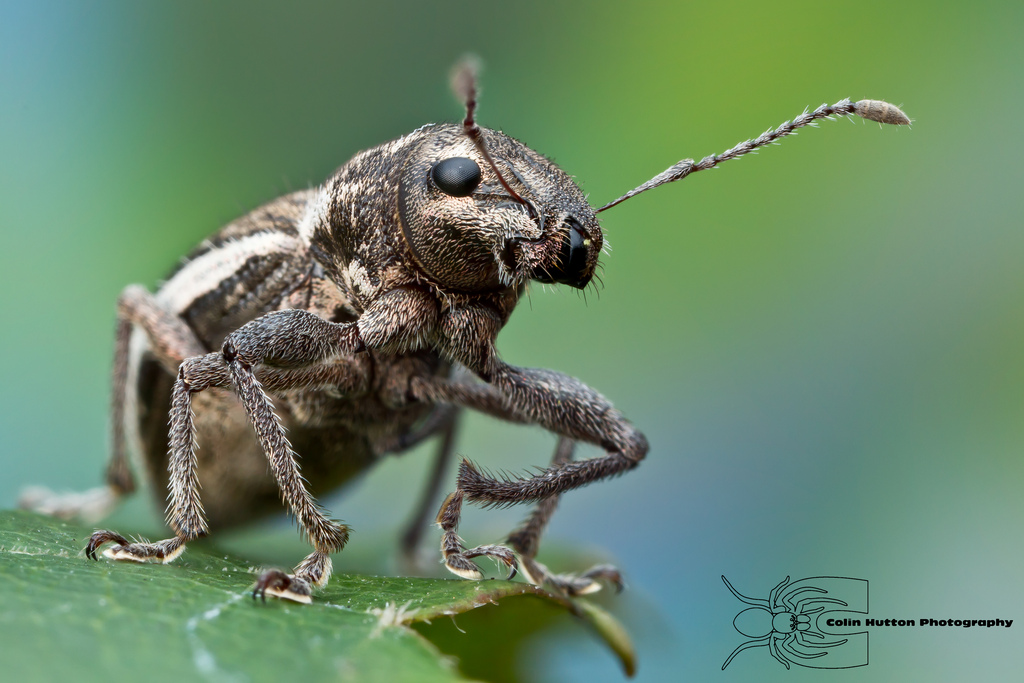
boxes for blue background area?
[2,1,1022,680]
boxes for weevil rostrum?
[21,60,909,603]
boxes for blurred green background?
[2,0,1022,680]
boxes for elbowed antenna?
[595,98,911,213]
[450,57,533,210]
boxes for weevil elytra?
[21,60,909,603]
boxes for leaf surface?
[0,510,634,682]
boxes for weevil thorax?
[311,123,602,303]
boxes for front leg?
[439,305,648,467]
[424,304,648,587]
[506,438,624,596]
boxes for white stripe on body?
[297,186,329,246]
[156,231,305,315]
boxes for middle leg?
[88,312,368,601]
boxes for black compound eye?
[431,157,482,197]
[534,217,592,289]
[555,219,589,286]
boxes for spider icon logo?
[721,575,869,670]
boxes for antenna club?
[450,55,482,107]
[854,99,911,126]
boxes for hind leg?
[20,285,204,522]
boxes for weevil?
[21,60,909,603]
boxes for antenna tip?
[854,99,912,126]
[450,54,482,104]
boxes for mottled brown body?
[21,61,908,605]
[75,114,622,600]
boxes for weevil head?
[397,124,602,293]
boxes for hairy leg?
[88,309,370,601]
[21,285,205,522]
[395,407,461,570]
[420,304,648,586]
[507,438,624,595]
[90,288,442,602]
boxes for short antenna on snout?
[595,98,911,213]
[451,56,543,228]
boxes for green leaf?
[0,510,634,682]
